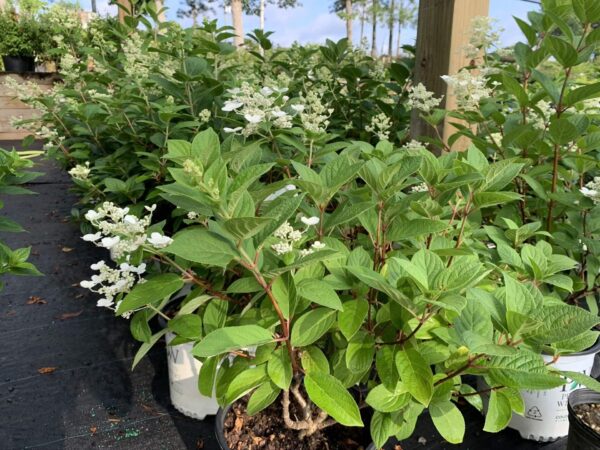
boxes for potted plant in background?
[0,3,43,73]
[568,388,600,450]
[409,0,600,442]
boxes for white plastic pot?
[165,330,219,419]
[499,342,600,442]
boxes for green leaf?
[528,304,600,343]
[304,372,364,427]
[296,279,343,311]
[566,82,600,107]
[0,216,24,232]
[267,347,292,390]
[532,69,560,103]
[483,390,512,433]
[168,314,202,340]
[191,128,220,166]
[562,371,600,393]
[430,401,465,444]
[198,356,218,396]
[338,299,369,340]
[271,273,297,319]
[117,274,184,314]
[226,277,262,293]
[267,249,340,277]
[247,382,281,415]
[301,346,330,374]
[346,331,375,374]
[366,383,409,413]
[166,228,238,268]
[192,325,273,357]
[549,118,579,144]
[324,202,373,230]
[290,308,336,347]
[473,192,522,208]
[545,36,578,67]
[223,217,273,240]
[130,311,152,343]
[132,329,167,369]
[502,74,528,106]
[370,411,394,449]
[224,365,268,404]
[395,347,433,406]
[486,351,565,389]
[481,161,524,192]
[387,219,450,241]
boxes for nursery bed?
[0,141,569,449]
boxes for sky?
[90,0,540,50]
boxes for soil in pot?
[222,396,372,450]
[573,403,600,435]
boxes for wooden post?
[117,0,132,23]
[411,0,489,151]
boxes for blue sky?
[93,0,539,49]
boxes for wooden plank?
[0,96,30,109]
[0,108,39,132]
[411,0,490,151]
[0,83,53,97]
[0,131,31,140]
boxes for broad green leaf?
[486,351,565,389]
[562,371,600,393]
[324,201,373,229]
[473,192,522,208]
[192,325,273,357]
[527,304,600,343]
[566,82,600,107]
[338,299,369,340]
[166,228,238,268]
[130,311,152,343]
[226,277,262,293]
[224,365,268,404]
[387,219,450,241]
[366,383,409,413]
[191,127,220,166]
[484,390,512,433]
[267,347,292,390]
[117,274,184,314]
[198,356,218,397]
[346,331,375,374]
[304,372,363,427]
[430,401,465,444]
[370,411,394,449]
[545,36,578,67]
[223,217,273,240]
[301,346,330,374]
[168,314,202,340]
[395,347,433,406]
[296,279,343,311]
[132,329,167,369]
[247,381,280,415]
[291,308,336,347]
[271,273,297,319]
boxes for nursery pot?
[160,318,219,419]
[484,340,600,442]
[567,388,600,450]
[215,404,377,450]
[2,56,35,73]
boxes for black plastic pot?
[567,388,600,450]
[2,55,35,73]
[215,404,380,450]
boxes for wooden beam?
[411,0,490,151]
[117,0,132,23]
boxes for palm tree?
[331,0,355,42]
[231,0,244,46]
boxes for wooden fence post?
[117,0,132,23]
[411,0,490,151]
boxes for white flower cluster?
[222,83,292,137]
[83,202,172,259]
[199,109,211,123]
[441,69,492,111]
[298,90,333,136]
[465,16,502,59]
[121,32,167,80]
[401,140,426,152]
[68,162,91,181]
[410,182,429,193]
[406,83,442,114]
[366,113,392,141]
[581,177,600,204]
[270,217,323,256]
[530,100,554,129]
[80,260,146,315]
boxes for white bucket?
[505,344,600,442]
[165,331,219,419]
